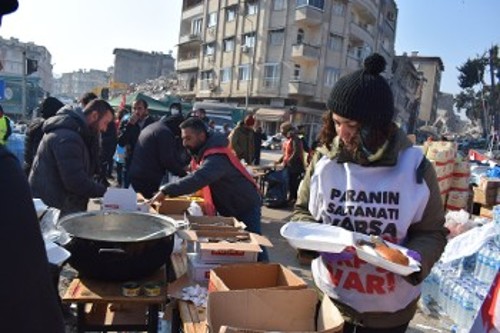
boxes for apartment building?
[113,48,176,86]
[408,51,444,126]
[391,54,424,134]
[176,0,398,135]
[52,69,110,100]
[0,37,53,118]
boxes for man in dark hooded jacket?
[129,115,188,198]
[24,96,64,175]
[29,99,114,216]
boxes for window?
[245,1,258,15]
[207,12,217,27]
[204,42,215,56]
[223,37,235,52]
[191,18,203,35]
[264,63,280,88]
[238,64,250,81]
[269,29,284,46]
[296,0,324,10]
[272,0,285,10]
[324,67,340,87]
[226,6,236,22]
[292,64,301,81]
[332,0,346,16]
[220,68,232,83]
[328,33,343,51]
[296,28,304,44]
[200,70,214,90]
[242,32,256,47]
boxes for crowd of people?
[0,5,447,328]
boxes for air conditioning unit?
[241,45,250,53]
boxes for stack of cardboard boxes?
[473,176,500,219]
[424,141,458,205]
[177,215,272,283]
[446,160,471,211]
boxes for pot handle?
[98,248,126,255]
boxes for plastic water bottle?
[474,247,485,281]
[461,288,476,332]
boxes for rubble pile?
[128,75,180,99]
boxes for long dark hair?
[318,110,397,153]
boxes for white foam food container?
[280,222,420,276]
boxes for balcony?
[295,6,323,26]
[291,44,320,63]
[176,57,199,71]
[181,2,203,20]
[178,33,202,45]
[352,0,378,21]
[349,22,374,44]
[288,80,316,97]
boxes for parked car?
[262,134,285,150]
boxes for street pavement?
[258,150,455,333]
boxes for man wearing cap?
[292,53,447,332]
[0,104,12,146]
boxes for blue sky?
[1,0,498,95]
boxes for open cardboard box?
[177,230,272,263]
[156,196,206,215]
[186,215,246,231]
[207,289,344,333]
[208,263,307,292]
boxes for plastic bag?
[39,207,70,245]
[187,201,203,216]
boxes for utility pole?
[21,49,27,120]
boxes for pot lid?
[58,211,177,242]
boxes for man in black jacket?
[117,98,156,188]
[129,115,188,198]
[24,96,64,175]
[29,99,114,216]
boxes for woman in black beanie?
[291,54,448,333]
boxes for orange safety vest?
[190,146,259,216]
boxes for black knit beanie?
[327,53,394,127]
[40,97,64,119]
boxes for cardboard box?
[480,206,493,219]
[478,177,500,192]
[187,253,220,283]
[187,215,246,231]
[177,230,273,263]
[207,289,344,333]
[473,187,497,206]
[157,196,206,215]
[208,263,307,292]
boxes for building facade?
[52,69,110,101]
[391,54,424,134]
[176,0,398,137]
[0,37,53,118]
[113,48,176,85]
[408,52,444,126]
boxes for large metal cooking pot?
[58,210,177,281]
